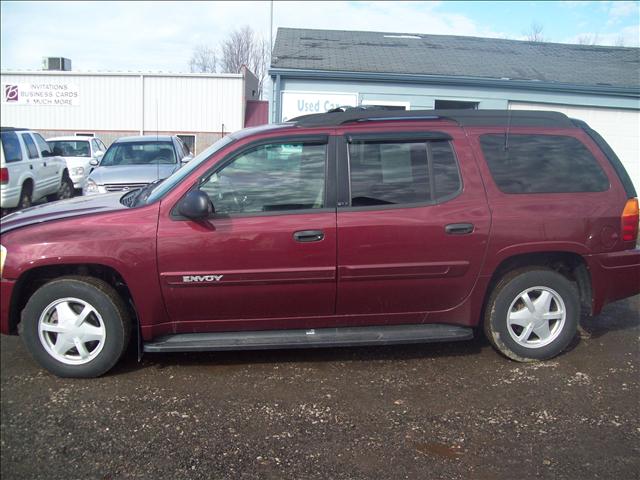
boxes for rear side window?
[479,134,609,193]
[348,140,460,206]
[1,131,23,163]
[21,133,39,159]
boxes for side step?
[143,324,473,353]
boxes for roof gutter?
[268,68,640,99]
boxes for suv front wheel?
[21,277,131,377]
[484,268,579,361]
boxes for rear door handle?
[294,230,325,242]
[445,223,474,235]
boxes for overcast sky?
[1,1,639,72]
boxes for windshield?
[100,141,176,166]
[48,140,90,157]
[145,135,235,204]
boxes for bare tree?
[614,35,626,47]
[220,26,270,98]
[577,34,599,46]
[525,22,545,42]
[189,44,217,73]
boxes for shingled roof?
[271,28,640,90]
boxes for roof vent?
[42,57,72,71]
[383,35,422,39]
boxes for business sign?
[2,82,80,106]
[281,91,358,121]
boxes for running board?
[143,324,473,353]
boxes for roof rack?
[289,109,575,128]
[0,126,28,132]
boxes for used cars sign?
[280,91,357,121]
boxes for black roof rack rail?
[289,109,575,128]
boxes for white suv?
[47,136,107,191]
[0,127,73,213]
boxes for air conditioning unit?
[42,57,72,71]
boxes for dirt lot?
[1,296,639,480]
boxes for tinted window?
[91,139,101,154]
[1,131,23,163]
[49,140,90,157]
[21,133,39,159]
[348,140,460,206]
[199,142,326,214]
[177,135,194,155]
[33,133,52,156]
[432,140,462,200]
[100,141,176,166]
[480,134,609,193]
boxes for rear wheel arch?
[483,251,592,319]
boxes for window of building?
[479,134,609,193]
[434,100,479,110]
[199,142,327,215]
[21,133,39,159]
[361,100,409,110]
[1,131,23,163]
[177,134,196,154]
[348,139,460,207]
[75,132,95,137]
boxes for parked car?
[47,136,107,191]
[0,109,638,378]
[0,127,73,214]
[83,135,192,195]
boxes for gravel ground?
[1,296,639,480]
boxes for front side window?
[348,139,460,207]
[479,134,609,193]
[21,133,39,159]
[33,133,52,156]
[1,131,23,163]
[199,142,326,215]
[100,141,177,166]
[49,140,90,157]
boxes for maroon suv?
[1,110,638,378]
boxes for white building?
[1,67,261,154]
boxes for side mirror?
[42,150,54,158]
[181,154,194,165]
[89,159,100,167]
[95,150,105,158]
[178,190,213,219]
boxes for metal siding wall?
[1,73,244,134]
[1,73,141,131]
[143,76,243,133]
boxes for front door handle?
[293,230,325,242]
[445,223,474,235]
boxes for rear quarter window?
[479,134,609,193]
[1,131,23,163]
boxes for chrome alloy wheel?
[38,298,106,365]
[506,286,566,349]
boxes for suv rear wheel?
[21,277,131,378]
[18,184,32,210]
[484,268,579,361]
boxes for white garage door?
[509,102,640,194]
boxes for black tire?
[49,174,74,202]
[17,184,32,210]
[21,276,131,378]
[484,267,579,362]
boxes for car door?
[156,134,337,332]
[31,132,60,196]
[334,126,491,324]
[19,133,48,199]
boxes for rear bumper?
[0,279,16,334]
[586,249,640,315]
